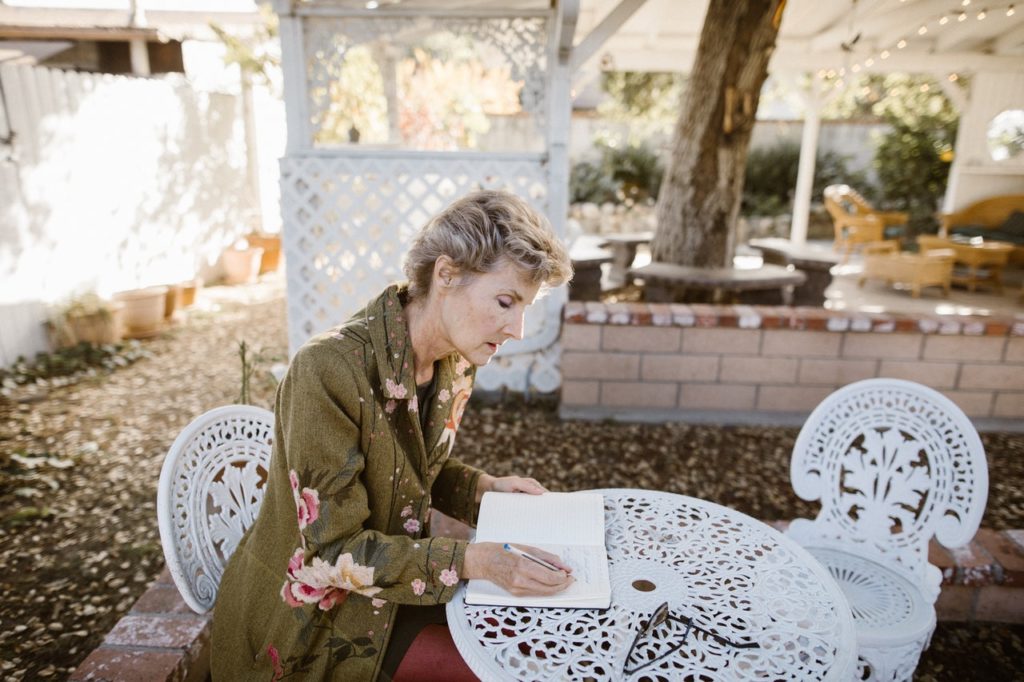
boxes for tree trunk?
[651,0,785,267]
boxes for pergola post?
[790,77,823,246]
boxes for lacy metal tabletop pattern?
[449,490,855,681]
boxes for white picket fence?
[0,63,255,367]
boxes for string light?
[920,83,931,92]
[830,2,1016,94]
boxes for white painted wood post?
[278,14,309,154]
[240,72,263,232]
[790,79,823,246]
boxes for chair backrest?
[824,184,874,220]
[157,405,274,613]
[788,379,988,602]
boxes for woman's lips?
[486,342,498,353]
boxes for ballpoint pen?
[503,543,565,573]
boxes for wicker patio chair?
[824,185,909,259]
[787,379,988,681]
[157,405,274,613]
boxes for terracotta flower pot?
[222,247,265,285]
[66,301,124,346]
[178,278,202,308]
[247,233,282,274]
[114,286,168,339]
[163,284,181,320]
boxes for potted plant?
[114,286,168,338]
[178,278,203,308]
[50,294,124,347]
[247,232,282,274]
[222,239,265,285]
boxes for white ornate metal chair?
[157,405,274,614]
[787,379,988,682]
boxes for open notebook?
[465,491,610,609]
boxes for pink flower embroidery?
[455,356,471,374]
[385,378,407,399]
[318,589,348,611]
[404,518,420,534]
[268,644,284,681]
[411,579,426,596]
[400,505,413,518]
[280,580,304,608]
[296,487,319,530]
[439,568,459,587]
[437,388,451,403]
[287,549,304,580]
[371,598,387,608]
[289,470,300,492]
[385,400,397,414]
[407,394,418,413]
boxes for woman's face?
[439,260,541,367]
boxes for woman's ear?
[433,256,460,290]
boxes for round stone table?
[447,490,857,681]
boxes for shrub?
[570,142,664,205]
[741,142,870,216]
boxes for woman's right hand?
[463,542,575,597]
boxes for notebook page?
[465,543,610,608]
[474,492,605,546]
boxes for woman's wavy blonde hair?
[404,190,573,299]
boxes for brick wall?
[561,302,1024,429]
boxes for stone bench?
[748,237,841,306]
[630,262,806,305]
[71,522,1024,680]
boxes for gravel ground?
[0,275,1021,680]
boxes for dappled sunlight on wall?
[0,64,254,363]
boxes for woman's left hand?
[476,474,547,502]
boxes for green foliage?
[0,341,148,394]
[570,160,620,204]
[741,142,868,216]
[598,71,686,143]
[823,73,959,234]
[570,142,664,205]
[209,3,280,88]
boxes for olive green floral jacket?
[211,284,483,681]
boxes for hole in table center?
[632,579,656,592]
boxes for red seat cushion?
[392,624,478,682]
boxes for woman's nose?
[505,312,526,341]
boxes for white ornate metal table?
[447,489,856,681]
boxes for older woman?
[211,190,574,680]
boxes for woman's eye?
[498,298,512,309]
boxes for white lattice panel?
[280,152,564,391]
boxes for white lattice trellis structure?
[272,0,583,393]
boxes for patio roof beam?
[808,0,952,52]
[934,14,1024,53]
[569,0,647,73]
[992,20,1024,53]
